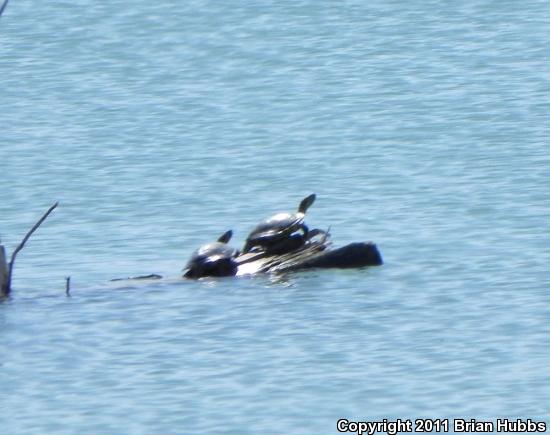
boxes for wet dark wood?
[274,242,383,272]
[0,245,8,297]
[235,238,382,275]
[4,202,59,296]
[110,273,163,282]
[0,0,9,18]
[115,237,382,282]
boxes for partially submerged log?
[272,242,382,273]
[110,273,163,282]
[235,236,382,276]
[116,238,381,282]
[0,245,8,297]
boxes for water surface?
[1,0,549,433]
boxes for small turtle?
[243,194,316,254]
[183,230,239,278]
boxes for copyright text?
[337,418,547,434]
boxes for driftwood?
[0,0,9,18]
[235,234,382,276]
[110,273,163,282]
[113,236,381,282]
[1,202,58,297]
[0,245,8,295]
[272,242,382,272]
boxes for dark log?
[235,237,382,276]
[274,242,383,272]
[110,273,163,282]
[0,245,8,297]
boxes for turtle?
[242,194,317,254]
[183,230,239,278]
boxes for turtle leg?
[267,234,305,255]
[306,228,326,239]
[205,258,238,277]
[242,240,254,253]
[184,263,203,279]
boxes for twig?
[5,202,59,295]
[0,0,9,18]
[65,276,71,297]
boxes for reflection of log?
[1,245,8,297]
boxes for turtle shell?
[186,242,238,269]
[244,194,316,253]
[247,211,305,242]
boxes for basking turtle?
[243,194,316,254]
[184,230,239,278]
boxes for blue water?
[2,0,550,433]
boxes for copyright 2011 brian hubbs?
[337,418,547,434]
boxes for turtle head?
[298,194,316,214]
[217,230,233,244]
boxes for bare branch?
[5,202,59,295]
[0,0,9,19]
